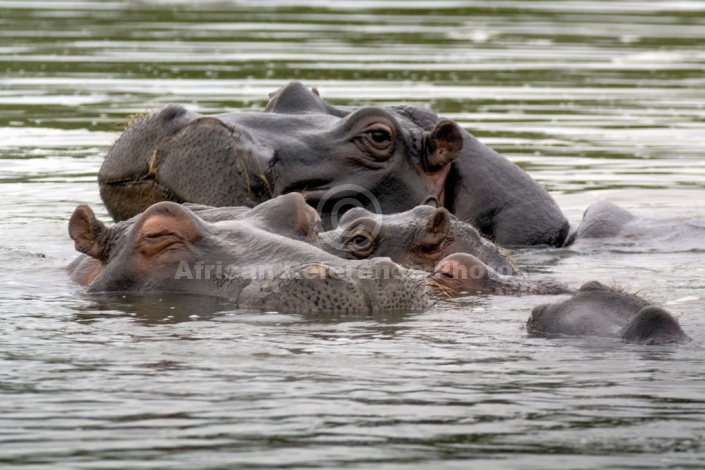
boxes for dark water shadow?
[71,292,241,325]
[71,291,420,330]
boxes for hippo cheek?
[150,117,271,210]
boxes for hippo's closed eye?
[137,230,188,257]
[131,203,202,259]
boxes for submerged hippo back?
[527,281,689,344]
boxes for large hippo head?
[99,82,462,228]
[319,204,519,275]
[67,197,429,314]
[99,82,569,247]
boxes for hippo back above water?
[99,82,569,247]
[528,281,690,344]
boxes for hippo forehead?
[337,207,379,226]
[338,204,441,228]
[264,81,440,130]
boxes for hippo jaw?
[99,106,274,222]
[238,259,429,314]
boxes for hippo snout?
[265,258,427,314]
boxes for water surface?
[1,1,705,468]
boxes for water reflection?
[72,293,240,325]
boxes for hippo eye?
[364,127,392,149]
[344,230,376,258]
[352,234,370,248]
[369,129,390,144]
[355,122,395,159]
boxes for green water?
[1,1,705,468]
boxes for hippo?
[431,253,574,296]
[73,193,520,285]
[527,281,690,344]
[98,81,569,247]
[566,200,705,252]
[67,199,430,314]
[319,204,519,275]
[67,193,323,286]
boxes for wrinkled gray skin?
[320,204,519,275]
[99,81,569,247]
[67,198,429,315]
[566,200,705,252]
[67,193,323,285]
[528,281,690,344]
[431,253,575,296]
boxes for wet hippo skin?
[98,82,569,247]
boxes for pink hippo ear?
[69,205,109,262]
[424,119,463,172]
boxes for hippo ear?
[69,205,108,262]
[421,196,440,208]
[265,81,347,117]
[419,208,451,250]
[424,119,463,172]
[578,280,609,292]
[622,306,688,344]
[249,193,321,243]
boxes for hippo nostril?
[432,260,456,279]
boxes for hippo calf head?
[68,195,429,314]
[319,204,518,274]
